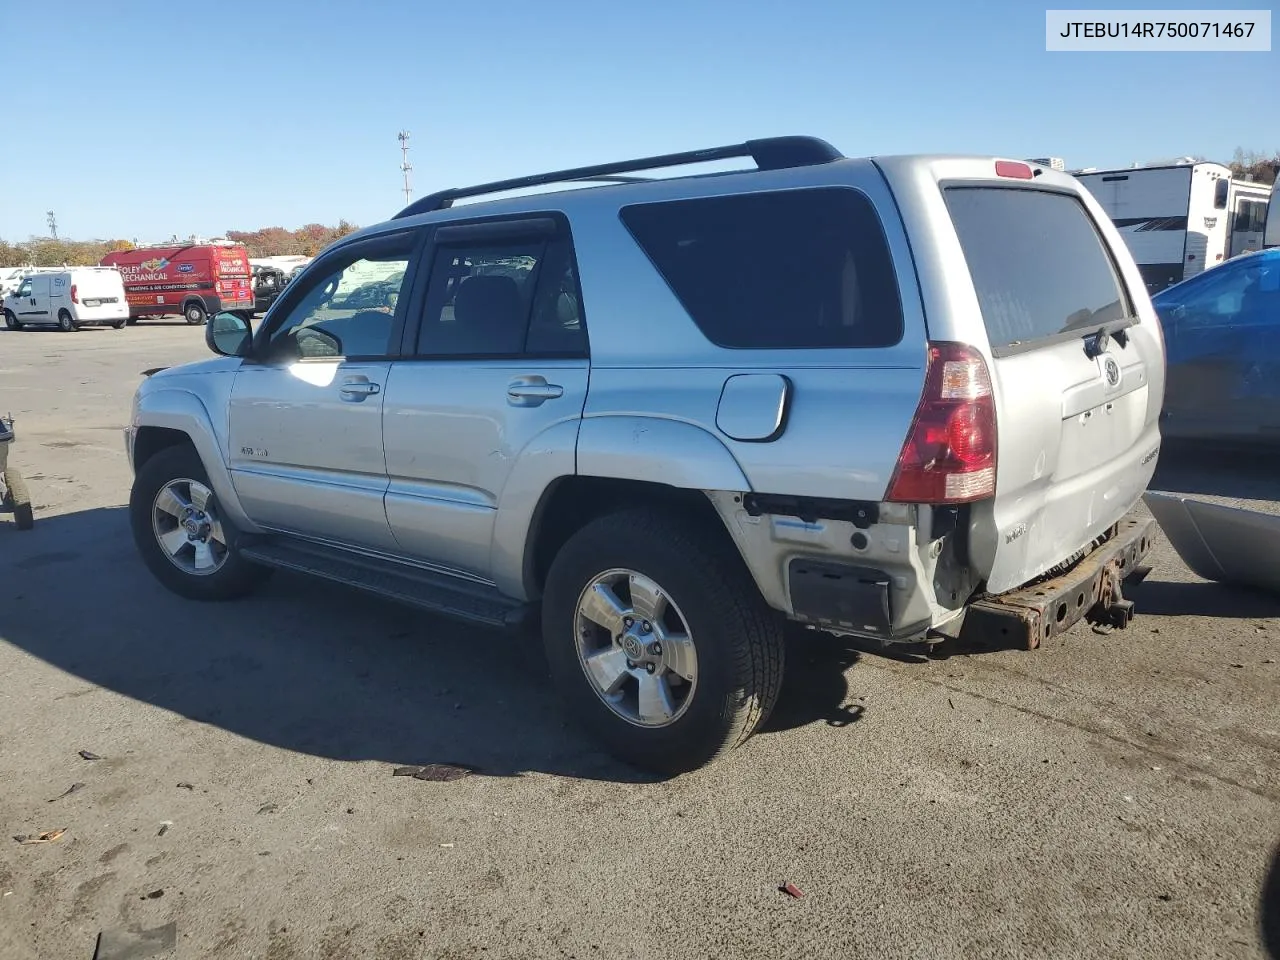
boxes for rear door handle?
[339,376,381,401]
[507,376,564,407]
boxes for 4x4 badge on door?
[1104,356,1121,387]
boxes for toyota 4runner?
[125,136,1165,774]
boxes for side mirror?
[206,311,252,358]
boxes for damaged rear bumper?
[958,516,1158,650]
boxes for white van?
[2,268,130,331]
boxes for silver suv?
[125,136,1165,774]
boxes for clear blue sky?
[2,0,1274,243]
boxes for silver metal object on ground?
[1143,490,1280,595]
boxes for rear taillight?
[70,284,79,304]
[885,342,997,504]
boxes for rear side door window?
[414,228,588,358]
[618,187,904,350]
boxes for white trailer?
[1072,161,1272,294]
[1265,183,1280,248]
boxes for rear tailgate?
[875,158,1166,594]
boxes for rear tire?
[57,309,78,332]
[4,468,33,530]
[3,310,20,331]
[184,302,208,326]
[541,507,785,775]
[129,443,267,601]
[111,318,127,330]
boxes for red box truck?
[99,243,254,326]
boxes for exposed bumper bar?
[959,516,1158,650]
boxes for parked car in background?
[3,267,129,331]
[1151,247,1280,444]
[251,264,288,316]
[0,266,69,300]
[124,136,1166,774]
[100,243,254,326]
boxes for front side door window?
[262,246,413,363]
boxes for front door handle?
[507,376,564,407]
[339,376,381,401]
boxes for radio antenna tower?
[398,130,413,205]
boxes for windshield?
[944,186,1133,351]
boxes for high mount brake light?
[995,160,1034,180]
[885,342,998,504]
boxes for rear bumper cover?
[959,516,1157,649]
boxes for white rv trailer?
[1265,182,1280,248]
[1071,160,1272,295]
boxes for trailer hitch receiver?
[958,517,1157,650]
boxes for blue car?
[1151,247,1280,444]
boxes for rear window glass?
[944,186,1130,350]
[619,188,904,350]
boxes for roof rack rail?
[392,135,844,220]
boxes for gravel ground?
[1,324,1278,960]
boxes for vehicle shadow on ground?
[1263,841,1280,960]
[1125,579,1280,619]
[760,627,867,733]
[0,507,866,782]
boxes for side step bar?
[958,516,1158,650]
[239,538,534,631]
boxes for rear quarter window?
[619,187,904,350]
[944,186,1132,351]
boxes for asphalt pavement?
[1,323,1278,960]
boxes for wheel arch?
[132,389,257,532]
[522,476,745,602]
[182,297,212,319]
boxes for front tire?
[129,444,266,601]
[541,508,785,775]
[3,310,21,331]
[57,310,78,332]
[184,302,208,326]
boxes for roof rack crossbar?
[392,135,843,220]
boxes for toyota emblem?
[1104,356,1121,387]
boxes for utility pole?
[46,211,58,239]
[398,130,413,205]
